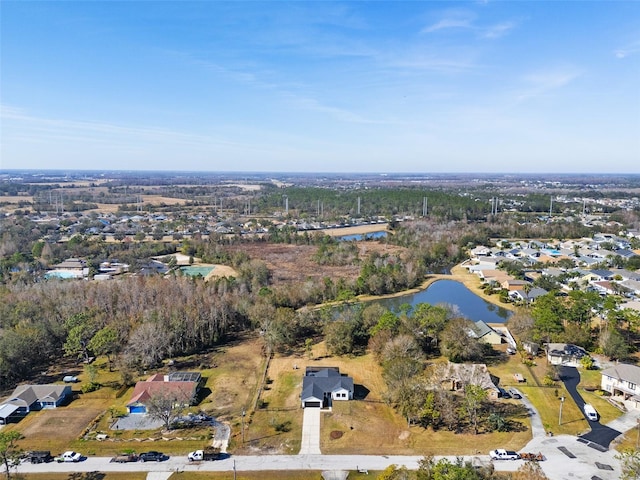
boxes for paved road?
[13,382,630,480]
[559,366,621,448]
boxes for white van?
[584,403,598,421]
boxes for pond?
[375,279,512,323]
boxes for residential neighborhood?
[1,171,639,480]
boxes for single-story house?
[469,246,492,258]
[0,384,72,421]
[127,372,200,414]
[301,367,354,408]
[546,343,587,366]
[470,321,503,345]
[509,287,548,303]
[600,364,640,411]
[501,279,530,291]
[439,363,500,400]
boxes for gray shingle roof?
[601,364,640,386]
[301,368,353,402]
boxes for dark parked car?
[499,388,511,399]
[139,451,166,462]
[508,388,522,399]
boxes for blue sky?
[1,1,639,173]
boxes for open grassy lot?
[76,336,265,456]
[19,474,147,480]
[168,471,376,480]
[5,336,265,458]
[246,342,532,456]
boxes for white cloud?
[482,21,516,39]
[0,104,240,148]
[421,11,475,34]
[516,67,582,102]
[614,40,640,58]
[422,18,472,33]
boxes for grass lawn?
[20,474,147,480]
[7,336,266,458]
[614,425,640,452]
[248,343,532,456]
[487,353,623,436]
[168,471,376,480]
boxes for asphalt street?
[13,374,631,480]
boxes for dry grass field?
[225,241,407,286]
[167,472,375,480]
[245,342,532,456]
[20,474,147,480]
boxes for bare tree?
[145,389,190,430]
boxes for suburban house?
[300,367,354,408]
[127,372,201,414]
[546,343,588,366]
[0,384,72,424]
[439,363,500,400]
[470,321,503,345]
[600,364,640,411]
[509,287,548,303]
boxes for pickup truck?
[55,451,82,463]
[489,449,520,460]
[188,447,221,461]
[110,453,138,463]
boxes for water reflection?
[375,280,512,323]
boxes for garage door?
[129,405,146,414]
[304,401,321,408]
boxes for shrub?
[81,382,101,393]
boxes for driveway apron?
[299,407,321,455]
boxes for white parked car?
[56,451,82,463]
[584,403,598,421]
[490,449,520,460]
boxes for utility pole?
[241,409,246,444]
[559,396,565,426]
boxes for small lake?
[376,279,512,323]
[338,231,387,241]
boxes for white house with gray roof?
[601,363,640,411]
[301,367,354,408]
[0,384,72,424]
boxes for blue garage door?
[129,405,146,414]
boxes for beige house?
[439,363,500,400]
[471,321,503,345]
[600,364,640,411]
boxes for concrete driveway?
[299,407,321,455]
